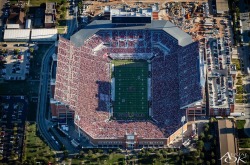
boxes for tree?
[197,140,204,150]
[23,5,29,13]
[61,0,67,5]
[199,132,205,140]
[61,5,66,12]
[56,7,61,15]
[79,151,84,157]
[169,148,174,152]
[198,159,203,164]
[214,139,217,146]
[60,13,66,19]
[78,2,83,10]
[211,159,216,164]
[178,150,183,156]
[108,149,113,153]
[55,21,60,27]
[176,156,180,162]
[210,117,216,123]
[14,49,20,55]
[145,150,150,157]
[235,7,240,13]
[2,49,7,54]
[29,47,34,54]
[200,152,204,158]
[211,152,215,158]
[206,161,210,165]
[204,123,209,129]
[88,150,93,158]
[63,150,69,158]
[196,149,201,157]
[207,134,213,141]
[149,148,154,152]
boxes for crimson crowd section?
[54,30,202,139]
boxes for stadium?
[53,19,203,149]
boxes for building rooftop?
[218,120,237,165]
[216,0,229,14]
[6,24,20,29]
[45,14,55,23]
[31,29,57,41]
[207,75,231,111]
[45,2,56,14]
[7,11,25,25]
[4,29,30,40]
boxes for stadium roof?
[71,20,192,47]
[31,29,57,41]
[6,24,20,29]
[4,29,30,41]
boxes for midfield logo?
[219,152,247,164]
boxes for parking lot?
[1,47,30,80]
[0,96,27,163]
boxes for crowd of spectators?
[177,42,202,107]
[54,30,201,140]
[91,30,181,59]
[151,51,183,130]
[54,38,71,105]
[150,42,201,136]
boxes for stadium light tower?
[74,6,78,29]
[76,114,81,138]
[181,116,186,143]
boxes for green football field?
[113,60,148,119]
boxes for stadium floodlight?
[181,116,186,143]
[76,114,81,138]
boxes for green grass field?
[23,122,55,164]
[113,60,148,119]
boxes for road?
[237,0,250,137]
[36,44,60,150]
[237,104,250,137]
[36,8,78,153]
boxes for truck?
[230,112,245,117]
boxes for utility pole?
[181,116,186,144]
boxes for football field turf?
[113,60,148,119]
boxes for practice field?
[113,60,148,119]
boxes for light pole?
[181,116,186,144]
[77,114,81,138]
